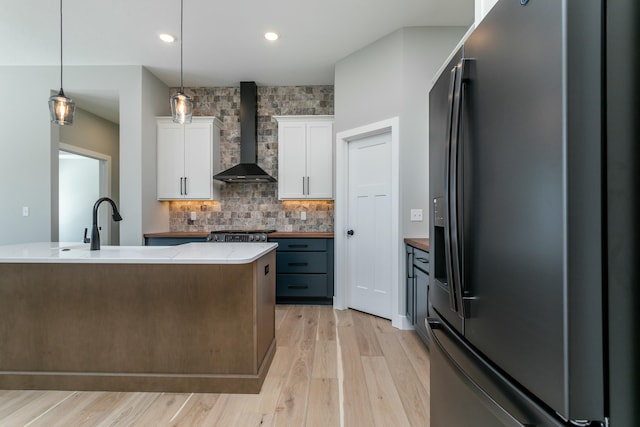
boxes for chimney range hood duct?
[213,81,276,183]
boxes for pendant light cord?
[180,0,184,92]
[59,0,64,90]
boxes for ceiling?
[1,0,473,122]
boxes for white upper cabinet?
[157,117,222,200]
[274,115,334,200]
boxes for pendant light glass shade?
[49,0,75,125]
[171,0,192,124]
[170,91,193,124]
[49,89,76,125]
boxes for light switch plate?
[410,209,423,222]
[190,212,197,221]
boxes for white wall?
[335,31,404,134]
[58,107,120,244]
[0,67,56,245]
[335,26,469,239]
[140,67,171,238]
[334,26,469,321]
[0,65,169,246]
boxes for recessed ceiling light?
[159,33,176,43]
[264,32,279,41]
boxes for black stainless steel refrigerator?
[428,0,639,426]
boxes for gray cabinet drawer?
[276,274,328,297]
[413,248,429,272]
[277,252,327,273]
[271,238,327,251]
[270,237,334,304]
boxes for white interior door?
[347,132,392,318]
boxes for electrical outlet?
[190,212,197,221]
[22,206,29,217]
[301,211,307,221]
[410,209,423,222]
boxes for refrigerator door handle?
[443,64,459,313]
[450,59,465,318]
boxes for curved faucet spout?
[90,197,123,251]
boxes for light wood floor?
[0,305,430,426]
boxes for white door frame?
[335,117,403,328]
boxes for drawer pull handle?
[288,285,309,289]
[416,257,429,263]
[288,244,309,248]
[288,262,308,267]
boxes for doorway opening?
[58,144,112,244]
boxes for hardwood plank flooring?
[0,306,430,426]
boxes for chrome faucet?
[90,197,123,250]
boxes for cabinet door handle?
[288,285,309,289]
[306,176,310,195]
[407,250,414,279]
[288,262,308,267]
[288,244,309,249]
[184,177,188,195]
[415,257,429,263]
[180,177,184,195]
[302,177,306,195]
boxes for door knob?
[347,230,354,236]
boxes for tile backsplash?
[167,85,334,232]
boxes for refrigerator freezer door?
[428,316,565,427]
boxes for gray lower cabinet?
[269,238,334,304]
[407,244,430,346]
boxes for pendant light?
[170,0,193,124]
[48,0,75,125]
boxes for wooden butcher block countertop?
[404,238,430,252]
[143,232,210,238]
[268,232,334,239]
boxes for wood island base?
[0,250,276,394]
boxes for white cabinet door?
[306,121,333,199]
[184,122,213,199]
[157,121,186,199]
[157,117,221,200]
[278,122,307,199]
[274,115,334,200]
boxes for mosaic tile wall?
[167,85,334,232]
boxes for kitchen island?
[0,242,277,394]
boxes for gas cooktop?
[207,230,275,242]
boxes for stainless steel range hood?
[213,81,276,183]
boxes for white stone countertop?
[0,242,278,264]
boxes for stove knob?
[249,235,254,242]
